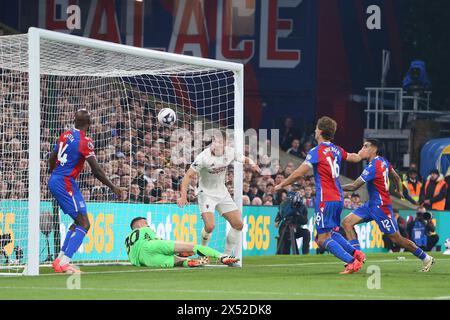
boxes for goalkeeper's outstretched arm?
[177,168,197,207]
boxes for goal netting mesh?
[0,32,241,274]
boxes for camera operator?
[407,207,439,252]
[275,190,310,255]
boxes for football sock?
[201,228,212,246]
[58,228,75,259]
[224,228,242,256]
[193,245,221,259]
[323,238,355,264]
[413,247,427,260]
[331,231,355,255]
[349,239,361,251]
[182,260,190,268]
[64,225,88,259]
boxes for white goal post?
[0,27,244,276]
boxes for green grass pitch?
[1,253,449,300]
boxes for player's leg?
[378,211,434,271]
[200,212,215,246]
[173,256,209,268]
[138,241,176,268]
[198,194,217,246]
[49,177,88,272]
[373,205,434,272]
[57,224,75,260]
[174,241,221,259]
[387,232,435,271]
[329,202,358,256]
[342,205,371,251]
[139,241,234,268]
[221,210,243,256]
[315,202,355,265]
[219,195,243,256]
[140,240,205,268]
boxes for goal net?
[0,28,243,275]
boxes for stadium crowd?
[0,75,448,212]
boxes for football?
[157,108,177,126]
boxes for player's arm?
[48,150,58,173]
[342,177,366,192]
[341,147,362,163]
[86,157,121,197]
[274,163,311,191]
[389,166,403,199]
[345,153,362,163]
[233,150,260,173]
[177,168,197,207]
[243,156,261,173]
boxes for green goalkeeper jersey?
[125,227,158,266]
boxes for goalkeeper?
[125,217,239,268]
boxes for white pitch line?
[1,258,449,277]
[19,259,408,277]
[0,285,444,300]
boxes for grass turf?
[0,253,449,300]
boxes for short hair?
[317,116,337,141]
[365,138,382,155]
[130,217,146,230]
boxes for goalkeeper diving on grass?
[125,217,240,268]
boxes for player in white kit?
[177,135,260,256]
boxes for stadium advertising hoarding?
[3,201,448,264]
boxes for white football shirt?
[190,146,243,197]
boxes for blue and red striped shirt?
[305,142,348,204]
[360,156,393,207]
[52,128,95,180]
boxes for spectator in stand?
[300,141,313,159]
[129,184,141,202]
[252,197,263,206]
[303,186,315,208]
[422,169,448,211]
[298,187,305,198]
[286,139,302,158]
[344,197,353,209]
[350,193,362,210]
[280,117,300,151]
[242,195,251,205]
[250,184,264,200]
[403,168,424,206]
[383,209,408,252]
[402,163,423,183]
[407,208,439,252]
[445,167,450,210]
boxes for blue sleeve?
[53,143,58,153]
[360,164,376,182]
[305,148,318,165]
